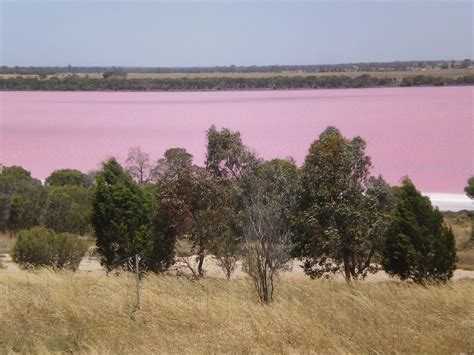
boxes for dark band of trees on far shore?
[0,74,473,91]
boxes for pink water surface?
[0,87,472,193]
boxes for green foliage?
[43,185,91,235]
[206,125,257,179]
[1,124,465,285]
[91,158,152,271]
[45,169,91,187]
[293,127,394,280]
[151,147,193,181]
[103,70,127,79]
[381,178,457,284]
[0,166,46,233]
[145,193,177,273]
[400,75,445,87]
[0,74,397,91]
[12,227,53,268]
[53,232,89,269]
[240,159,298,302]
[0,165,32,182]
[0,61,457,76]
[400,75,474,87]
[12,226,87,270]
[465,176,474,199]
[204,126,259,278]
[156,147,232,277]
[0,166,93,235]
[1,74,472,92]
[465,177,474,241]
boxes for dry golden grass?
[444,212,472,245]
[0,233,15,254]
[125,68,474,80]
[0,270,473,353]
[458,249,474,271]
[444,212,474,270]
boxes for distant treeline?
[400,74,474,86]
[0,59,471,75]
[1,74,473,91]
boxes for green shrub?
[12,227,53,267]
[52,232,89,270]
[43,185,92,235]
[381,178,457,284]
[12,227,87,271]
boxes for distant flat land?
[1,68,473,82]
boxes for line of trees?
[0,60,470,75]
[1,74,472,92]
[0,167,93,235]
[1,125,460,303]
[400,74,474,87]
[92,126,459,300]
[0,74,394,91]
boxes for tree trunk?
[225,267,231,280]
[259,264,270,304]
[262,281,269,304]
[350,254,357,278]
[343,251,352,282]
[197,252,205,277]
[135,254,140,310]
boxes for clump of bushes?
[12,227,88,271]
[381,178,457,284]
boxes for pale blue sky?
[0,0,472,66]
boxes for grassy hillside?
[0,271,473,353]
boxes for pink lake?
[0,87,472,193]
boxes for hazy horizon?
[1,0,472,67]
[0,59,471,69]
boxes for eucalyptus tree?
[205,126,258,279]
[293,126,394,281]
[241,159,297,303]
[156,148,233,277]
[151,147,193,181]
[205,125,257,179]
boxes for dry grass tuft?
[458,248,474,271]
[0,270,473,353]
[444,211,474,270]
[0,233,15,255]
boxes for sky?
[0,0,472,67]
